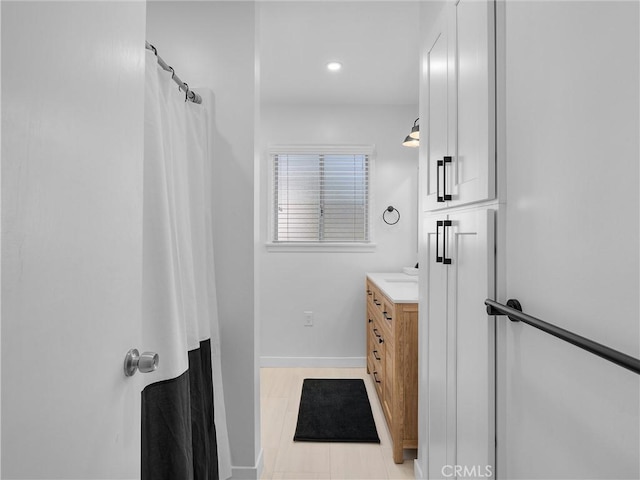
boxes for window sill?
[265,242,377,253]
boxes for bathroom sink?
[384,277,418,283]
[367,272,419,303]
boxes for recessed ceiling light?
[326,62,342,72]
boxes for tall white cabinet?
[419,1,640,480]
[418,0,497,478]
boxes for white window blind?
[273,152,370,243]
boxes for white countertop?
[366,272,418,304]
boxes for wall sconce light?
[402,135,419,147]
[402,118,420,147]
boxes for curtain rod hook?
[183,82,189,102]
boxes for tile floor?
[260,367,417,480]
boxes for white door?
[499,1,639,478]
[447,209,495,476]
[422,8,453,212]
[449,0,495,209]
[423,214,450,478]
[2,2,146,478]
[422,0,496,212]
[422,209,495,479]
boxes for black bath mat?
[293,378,380,443]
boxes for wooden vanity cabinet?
[365,277,418,464]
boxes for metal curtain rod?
[485,298,640,375]
[146,41,202,104]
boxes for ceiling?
[259,1,421,106]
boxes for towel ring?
[383,206,400,225]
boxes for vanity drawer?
[380,298,395,339]
[367,351,375,378]
[383,342,394,424]
[366,281,375,307]
[368,317,385,397]
[370,284,385,314]
[371,324,385,352]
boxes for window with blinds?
[272,152,370,243]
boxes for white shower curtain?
[141,49,232,480]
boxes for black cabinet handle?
[437,156,453,203]
[436,220,443,263]
[373,328,381,338]
[373,350,381,361]
[437,159,443,202]
[367,290,372,296]
[443,156,452,201]
[374,299,381,306]
[368,318,373,323]
[436,220,452,264]
[443,220,452,265]
[378,337,384,344]
[383,312,392,321]
[373,372,381,383]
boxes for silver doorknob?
[124,349,159,377]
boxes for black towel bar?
[485,298,640,375]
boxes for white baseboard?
[230,448,263,480]
[414,458,425,479]
[255,448,264,480]
[260,356,366,368]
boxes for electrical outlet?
[304,311,313,326]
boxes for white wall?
[258,104,419,366]
[146,2,260,477]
